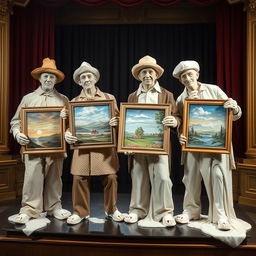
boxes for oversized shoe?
[53,209,71,220]
[67,214,89,225]
[124,213,138,224]
[175,213,190,224]
[162,215,176,227]
[14,213,31,224]
[217,218,231,231]
[107,210,125,222]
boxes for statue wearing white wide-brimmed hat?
[64,61,124,225]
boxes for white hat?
[73,61,100,84]
[172,60,200,79]
[132,55,164,81]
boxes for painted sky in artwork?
[125,109,163,134]
[188,104,226,132]
[27,112,60,138]
[74,105,110,126]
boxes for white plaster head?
[131,55,164,81]
[73,61,100,85]
[172,60,200,79]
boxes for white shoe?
[67,214,86,225]
[107,210,124,222]
[14,213,31,224]
[162,215,176,227]
[124,213,138,224]
[175,213,189,224]
[218,218,231,231]
[53,209,71,220]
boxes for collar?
[78,86,103,99]
[35,86,57,97]
[136,81,161,96]
[183,82,206,96]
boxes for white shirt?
[136,81,161,104]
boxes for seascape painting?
[26,111,61,149]
[124,108,165,149]
[187,104,227,148]
[73,105,112,144]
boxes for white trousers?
[129,154,174,222]
[20,154,64,218]
[182,152,236,223]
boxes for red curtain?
[9,2,55,153]
[216,1,246,157]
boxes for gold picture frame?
[182,99,232,154]
[118,103,171,155]
[21,106,66,154]
[69,100,116,149]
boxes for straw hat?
[172,60,200,79]
[31,58,65,83]
[131,55,164,81]
[73,61,100,84]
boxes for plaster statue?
[123,55,181,227]
[173,60,247,230]
[64,61,124,225]
[10,58,71,224]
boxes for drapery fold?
[216,1,246,157]
[9,2,55,153]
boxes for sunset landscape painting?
[26,111,62,149]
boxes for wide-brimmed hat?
[31,58,65,83]
[172,60,200,79]
[131,55,164,81]
[73,61,100,84]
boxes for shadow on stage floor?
[0,193,255,255]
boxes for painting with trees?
[182,99,232,154]
[118,103,171,155]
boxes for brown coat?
[71,87,119,176]
[127,85,181,171]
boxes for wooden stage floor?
[0,193,255,256]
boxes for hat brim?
[31,68,65,83]
[132,64,164,81]
[73,67,100,85]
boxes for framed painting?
[118,103,171,155]
[69,100,116,149]
[182,99,232,154]
[21,106,66,154]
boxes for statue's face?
[138,68,158,88]
[39,72,57,92]
[78,72,97,90]
[180,69,199,89]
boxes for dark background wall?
[54,23,217,193]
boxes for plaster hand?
[224,98,239,114]
[109,116,119,127]
[188,90,199,99]
[60,107,68,119]
[16,132,30,145]
[162,116,178,128]
[64,131,78,144]
[179,134,187,145]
